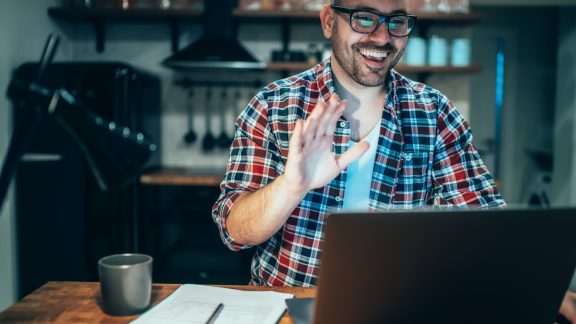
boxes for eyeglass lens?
[351,12,414,36]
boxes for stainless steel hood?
[162,37,265,70]
[162,0,265,70]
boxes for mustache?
[352,42,397,53]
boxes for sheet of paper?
[131,284,293,324]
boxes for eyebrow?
[353,6,409,16]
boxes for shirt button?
[339,121,346,128]
[335,196,342,202]
[405,153,412,162]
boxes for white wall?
[552,8,576,207]
[0,0,67,310]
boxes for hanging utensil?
[216,87,232,149]
[183,88,197,144]
[202,87,216,152]
[231,86,243,135]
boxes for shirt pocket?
[394,151,432,206]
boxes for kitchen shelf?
[48,7,204,20]
[47,7,203,52]
[233,9,483,23]
[234,9,483,61]
[48,6,483,77]
[267,62,482,74]
[233,9,320,20]
[140,167,225,186]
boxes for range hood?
[162,0,265,70]
[163,37,265,70]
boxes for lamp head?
[7,80,156,191]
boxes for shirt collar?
[317,58,336,103]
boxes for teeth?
[360,49,388,59]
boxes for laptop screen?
[312,208,576,324]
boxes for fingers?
[325,99,347,137]
[289,119,304,156]
[303,94,346,143]
[303,102,324,145]
[337,141,370,170]
[316,95,344,138]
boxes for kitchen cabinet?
[138,178,252,284]
[138,167,253,285]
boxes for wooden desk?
[0,281,316,323]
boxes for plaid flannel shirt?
[212,59,505,287]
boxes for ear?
[319,4,334,39]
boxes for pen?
[205,303,224,324]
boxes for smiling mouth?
[359,48,388,62]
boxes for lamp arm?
[1,79,157,215]
[52,89,157,191]
[0,77,57,213]
[0,107,47,214]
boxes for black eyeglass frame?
[330,5,418,37]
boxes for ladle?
[202,88,216,152]
[183,88,197,144]
[216,87,232,149]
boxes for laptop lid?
[312,208,576,324]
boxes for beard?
[331,26,404,87]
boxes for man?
[212,0,575,321]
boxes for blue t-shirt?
[341,123,380,211]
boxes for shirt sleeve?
[431,96,506,207]
[211,92,284,251]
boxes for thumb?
[337,141,370,170]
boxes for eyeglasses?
[330,5,417,37]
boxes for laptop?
[286,208,576,324]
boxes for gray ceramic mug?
[98,253,153,316]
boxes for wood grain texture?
[0,281,316,323]
[140,167,225,186]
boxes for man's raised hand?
[284,94,370,196]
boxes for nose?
[368,20,392,43]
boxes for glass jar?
[405,37,426,66]
[428,35,448,66]
[303,0,323,11]
[452,0,470,14]
[437,0,451,13]
[451,38,471,66]
[158,0,171,9]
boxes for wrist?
[276,174,309,201]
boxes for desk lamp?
[0,34,157,215]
